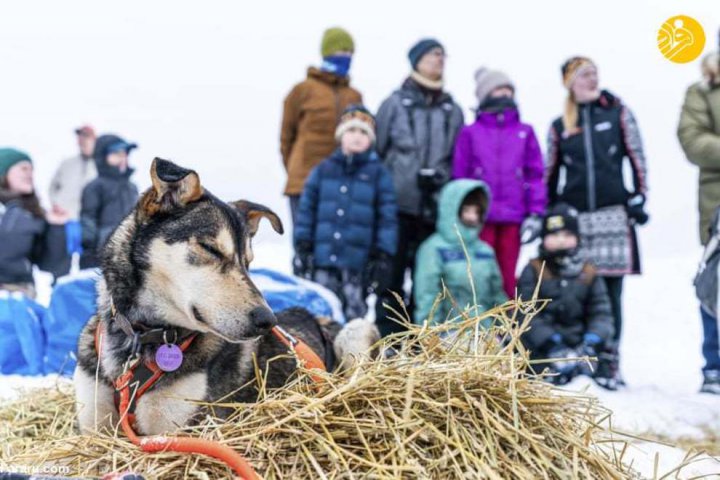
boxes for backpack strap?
[400,94,455,150]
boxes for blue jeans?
[700,306,720,372]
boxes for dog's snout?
[249,307,277,332]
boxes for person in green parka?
[678,45,720,246]
[413,179,507,326]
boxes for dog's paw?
[333,318,381,372]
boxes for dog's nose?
[249,307,277,332]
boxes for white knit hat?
[334,105,376,144]
[474,67,514,105]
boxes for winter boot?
[700,369,720,395]
[594,348,620,391]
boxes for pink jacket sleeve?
[523,127,547,216]
[452,127,473,179]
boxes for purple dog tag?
[155,344,183,372]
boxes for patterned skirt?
[577,205,641,277]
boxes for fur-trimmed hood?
[701,51,720,88]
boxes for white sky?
[0,0,718,256]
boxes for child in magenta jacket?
[452,67,546,297]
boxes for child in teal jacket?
[413,179,507,326]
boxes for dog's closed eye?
[199,242,225,260]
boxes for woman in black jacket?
[546,57,649,385]
[0,148,69,298]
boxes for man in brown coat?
[678,38,720,245]
[280,27,362,228]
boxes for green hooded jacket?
[413,179,507,326]
[677,51,720,244]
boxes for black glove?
[627,194,649,226]
[293,241,314,279]
[417,168,445,193]
[364,250,393,294]
[520,215,543,244]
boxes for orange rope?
[102,323,327,480]
[117,385,259,479]
[271,325,327,383]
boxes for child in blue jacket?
[294,105,398,319]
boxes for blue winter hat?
[408,38,444,70]
[106,140,138,154]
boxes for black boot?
[700,369,720,395]
[594,348,621,391]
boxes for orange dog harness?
[94,316,327,479]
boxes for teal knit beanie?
[0,148,32,178]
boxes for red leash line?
[96,322,327,480]
[271,325,327,383]
[117,384,260,480]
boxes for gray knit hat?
[474,67,514,105]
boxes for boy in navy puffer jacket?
[294,105,398,319]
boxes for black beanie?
[408,38,443,70]
[541,203,580,238]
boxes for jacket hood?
[307,67,351,87]
[93,134,136,179]
[476,108,520,126]
[436,179,491,244]
[701,51,720,87]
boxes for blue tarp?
[0,292,46,376]
[250,268,345,325]
[1,268,343,376]
[43,271,100,376]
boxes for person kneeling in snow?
[518,204,617,389]
[293,105,398,320]
[413,179,507,327]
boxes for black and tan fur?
[74,158,379,435]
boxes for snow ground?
[549,250,720,477]
[3,242,720,477]
[572,252,720,436]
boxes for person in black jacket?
[518,204,617,389]
[0,148,69,298]
[546,56,649,385]
[80,134,139,269]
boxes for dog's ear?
[138,158,204,220]
[230,200,284,237]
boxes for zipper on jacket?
[420,106,433,216]
[495,121,503,203]
[582,106,597,211]
[424,107,432,169]
[334,87,341,124]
